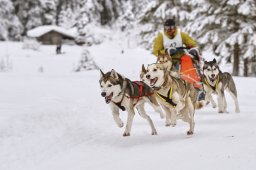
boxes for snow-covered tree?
[136,0,191,48]
[0,0,23,40]
[184,0,256,76]
[11,0,43,34]
[58,4,77,29]
[41,0,57,25]
[75,49,99,72]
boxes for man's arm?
[153,33,166,56]
[181,32,198,49]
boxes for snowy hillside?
[0,41,256,170]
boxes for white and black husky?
[99,69,165,136]
[202,58,240,113]
[140,63,205,135]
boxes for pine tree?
[12,0,43,35]
[136,0,191,48]
[58,4,76,29]
[41,0,57,25]
[0,0,23,40]
[184,0,256,76]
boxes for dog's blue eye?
[107,84,112,87]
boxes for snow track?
[0,42,256,170]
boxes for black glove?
[188,48,199,61]
[165,47,176,56]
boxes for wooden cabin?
[27,25,76,45]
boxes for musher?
[152,19,205,100]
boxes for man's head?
[164,19,176,37]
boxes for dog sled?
[173,47,205,101]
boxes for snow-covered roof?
[27,25,77,38]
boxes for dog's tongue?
[150,77,158,86]
[105,93,113,104]
[105,97,111,104]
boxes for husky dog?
[202,58,240,113]
[99,69,165,136]
[156,53,179,77]
[141,63,204,135]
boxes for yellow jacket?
[153,28,197,64]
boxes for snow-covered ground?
[0,41,256,170]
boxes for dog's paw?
[151,131,157,135]
[218,110,224,113]
[118,122,124,128]
[165,120,171,127]
[123,132,130,137]
[187,131,194,135]
[171,123,176,127]
[170,120,176,127]
[212,104,217,108]
[165,122,171,127]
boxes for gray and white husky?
[99,69,165,136]
[202,58,240,113]
[156,53,179,77]
[140,63,204,135]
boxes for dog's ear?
[213,58,217,63]
[203,65,207,70]
[100,69,105,78]
[141,64,146,73]
[110,69,118,79]
[167,54,172,61]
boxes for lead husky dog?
[99,69,165,136]
[140,63,203,135]
[202,58,240,113]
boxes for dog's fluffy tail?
[195,100,206,109]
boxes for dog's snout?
[101,92,106,97]
[146,74,150,79]
[211,74,215,77]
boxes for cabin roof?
[27,25,77,39]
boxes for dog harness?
[156,86,177,107]
[204,75,220,93]
[112,81,154,111]
[127,81,154,106]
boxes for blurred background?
[0,0,256,76]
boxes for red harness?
[126,81,154,106]
[112,81,154,111]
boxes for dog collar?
[111,80,128,111]
[204,75,219,93]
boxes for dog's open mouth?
[150,77,158,86]
[209,76,216,82]
[105,92,113,104]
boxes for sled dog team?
[99,54,240,137]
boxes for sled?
[180,54,202,89]
[176,47,205,101]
